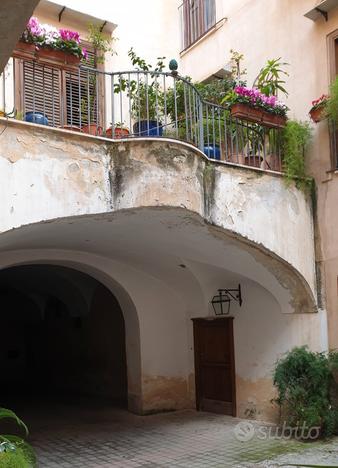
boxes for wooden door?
[193,317,236,416]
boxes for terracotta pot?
[309,105,326,123]
[13,41,36,60]
[231,103,287,129]
[81,124,103,136]
[36,47,80,69]
[105,127,130,138]
[231,103,263,123]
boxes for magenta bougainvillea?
[21,17,88,60]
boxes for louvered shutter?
[65,49,101,127]
[22,60,62,126]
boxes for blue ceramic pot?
[203,145,221,160]
[24,112,49,126]
[133,120,163,137]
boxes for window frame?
[180,0,216,52]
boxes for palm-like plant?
[0,408,36,467]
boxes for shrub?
[281,120,312,191]
[273,346,338,438]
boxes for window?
[13,45,104,129]
[180,0,216,51]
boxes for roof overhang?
[34,0,117,34]
[304,0,338,21]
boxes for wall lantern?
[211,285,243,316]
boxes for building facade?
[0,0,337,422]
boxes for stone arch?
[0,258,142,413]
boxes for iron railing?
[0,59,283,172]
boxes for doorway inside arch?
[0,264,128,410]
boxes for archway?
[0,264,128,410]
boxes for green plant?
[325,77,338,123]
[87,23,115,66]
[114,48,165,121]
[79,25,116,125]
[0,408,36,467]
[281,120,312,190]
[229,49,247,83]
[255,57,289,97]
[273,347,338,438]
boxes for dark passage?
[0,265,128,410]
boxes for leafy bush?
[281,120,312,191]
[325,77,338,123]
[273,346,338,438]
[0,409,36,467]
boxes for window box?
[230,103,287,129]
[36,47,80,70]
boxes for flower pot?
[231,103,264,123]
[105,127,130,138]
[36,47,80,69]
[133,120,163,137]
[203,145,221,160]
[231,103,286,128]
[81,124,103,136]
[13,40,36,60]
[24,111,48,125]
[309,105,326,123]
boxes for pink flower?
[27,16,42,36]
[59,29,81,44]
[82,48,88,60]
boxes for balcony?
[0,58,284,173]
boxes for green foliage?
[0,447,31,468]
[0,409,35,467]
[113,48,165,121]
[273,347,338,438]
[325,77,338,123]
[87,24,115,66]
[229,49,247,83]
[281,120,312,190]
[256,57,289,97]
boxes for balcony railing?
[0,59,283,172]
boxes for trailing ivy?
[273,346,338,438]
[281,120,313,191]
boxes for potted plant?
[80,24,114,136]
[324,77,338,125]
[15,17,87,69]
[309,94,328,123]
[105,122,130,138]
[224,86,288,128]
[113,49,165,137]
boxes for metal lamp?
[211,284,243,316]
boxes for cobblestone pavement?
[17,400,338,467]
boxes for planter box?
[230,103,287,129]
[309,105,326,123]
[36,47,80,70]
[12,41,36,60]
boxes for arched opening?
[0,264,128,410]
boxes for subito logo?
[233,421,255,442]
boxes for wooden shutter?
[21,60,62,126]
[65,49,104,127]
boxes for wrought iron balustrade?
[0,59,283,172]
